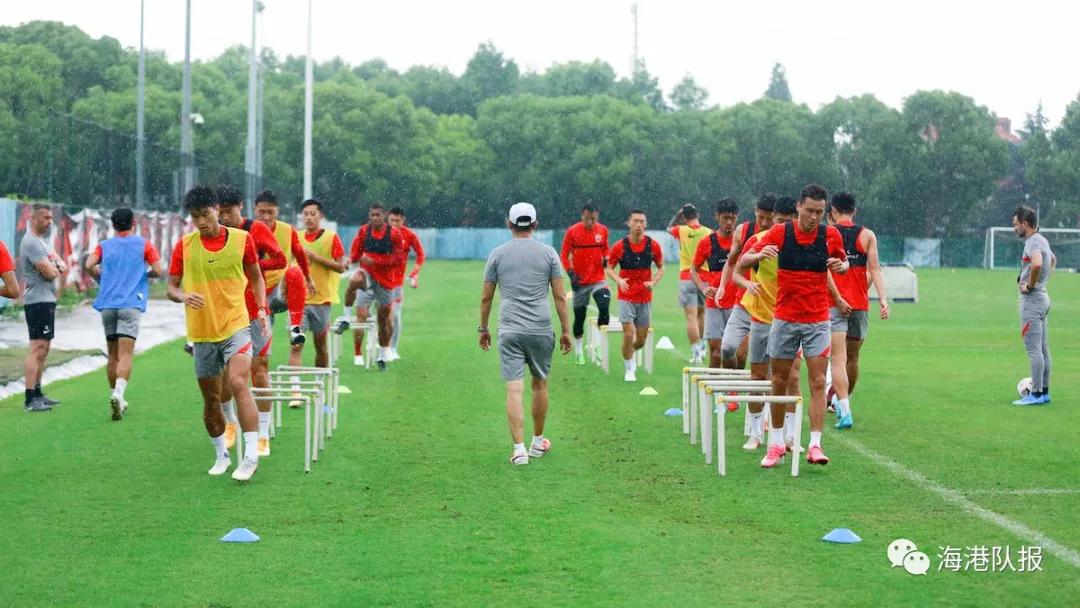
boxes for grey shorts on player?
[101,308,140,341]
[768,319,830,360]
[678,279,705,308]
[619,300,651,328]
[303,304,331,336]
[572,281,606,309]
[498,332,555,381]
[249,318,271,358]
[720,305,752,358]
[353,270,394,310]
[748,320,772,365]
[704,307,732,341]
[829,307,869,340]
[193,327,253,379]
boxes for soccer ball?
[1016,377,1033,397]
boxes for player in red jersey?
[344,202,406,371]
[561,202,611,365]
[716,194,776,369]
[690,197,739,368]
[606,209,664,382]
[386,207,425,361]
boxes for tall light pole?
[245,0,264,217]
[630,2,639,74]
[135,0,146,209]
[303,0,314,200]
[180,0,194,201]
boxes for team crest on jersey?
[595,233,602,243]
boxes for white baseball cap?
[508,202,537,227]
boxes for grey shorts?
[704,307,732,341]
[250,318,271,358]
[193,327,253,379]
[498,332,555,381]
[829,308,869,340]
[101,308,140,341]
[619,300,651,328]
[749,320,772,365]
[678,279,705,308]
[353,270,394,310]
[720,305,753,353]
[303,304,331,336]
[768,319,830,360]
[572,281,607,309]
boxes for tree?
[614,59,666,112]
[519,60,618,98]
[764,62,792,103]
[670,74,708,111]
[458,42,519,115]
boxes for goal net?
[983,227,1080,271]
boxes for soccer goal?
[983,227,1080,270]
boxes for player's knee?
[720,340,738,361]
[572,306,587,337]
[594,288,611,325]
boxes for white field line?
[963,488,1080,496]
[833,434,1080,570]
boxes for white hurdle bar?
[250,388,317,473]
[594,320,654,375]
[682,367,750,445]
[266,379,325,436]
[707,389,804,478]
[696,381,773,464]
[329,320,378,369]
[272,366,340,436]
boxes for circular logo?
[594,233,602,243]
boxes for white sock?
[222,399,238,424]
[378,347,387,361]
[243,431,260,461]
[258,412,271,438]
[809,431,822,448]
[748,412,764,439]
[513,442,526,454]
[211,433,228,459]
[113,378,128,400]
[624,357,636,372]
[837,398,851,417]
[532,434,545,446]
[768,426,784,446]
[784,412,796,440]
[574,339,583,355]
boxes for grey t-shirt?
[484,237,562,336]
[19,232,57,305]
[1020,233,1053,294]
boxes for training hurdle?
[696,380,774,465]
[588,318,654,375]
[707,389,803,478]
[328,320,378,369]
[681,367,750,446]
[250,387,320,473]
[272,366,340,435]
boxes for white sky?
[3,0,1077,128]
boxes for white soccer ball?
[1016,377,1033,397]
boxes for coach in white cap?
[479,202,572,466]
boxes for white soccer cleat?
[624,370,637,382]
[387,348,401,361]
[510,451,529,466]
[353,355,365,367]
[742,437,761,451]
[231,458,259,481]
[208,456,231,476]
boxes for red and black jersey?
[350,224,406,289]
[832,221,869,311]
[608,236,663,303]
[561,222,609,285]
[752,221,846,323]
[693,233,737,309]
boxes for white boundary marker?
[963,488,1080,496]
[834,434,1080,570]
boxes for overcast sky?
[3,0,1077,128]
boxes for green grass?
[0,263,1076,606]
[0,347,102,383]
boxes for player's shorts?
[25,302,56,341]
[678,279,705,308]
[829,307,869,340]
[748,320,772,365]
[303,304,331,336]
[101,307,140,341]
[393,286,404,306]
[497,332,555,381]
[353,269,393,309]
[193,327,253,379]
[572,281,607,309]
[768,319,830,360]
[704,307,732,341]
[720,305,752,354]
[249,318,271,358]
[618,301,651,328]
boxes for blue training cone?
[664,408,683,417]
[221,528,260,543]
[822,528,861,544]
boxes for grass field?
[1,262,1077,606]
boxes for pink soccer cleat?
[806,445,830,465]
[760,444,786,468]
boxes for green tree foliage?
[764,62,792,103]
[670,74,708,111]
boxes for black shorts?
[25,302,56,341]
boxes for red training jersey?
[349,224,406,289]
[751,222,846,324]
[388,226,425,288]
[0,241,15,273]
[692,233,737,309]
[561,222,609,285]
[608,236,663,304]
[831,220,870,311]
